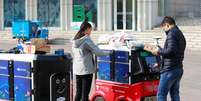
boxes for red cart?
[90,50,160,101]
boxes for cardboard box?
[23,45,36,54]
[35,45,51,53]
[30,38,48,45]
[30,38,50,53]
[143,44,158,53]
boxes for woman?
[72,21,110,101]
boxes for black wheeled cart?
[0,54,72,101]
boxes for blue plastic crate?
[0,60,9,100]
[115,63,129,83]
[39,29,48,39]
[97,55,112,61]
[97,61,111,81]
[14,77,32,101]
[97,50,113,61]
[14,61,31,77]
[1,76,32,101]
[0,76,9,100]
[12,20,32,39]
[115,51,129,63]
[0,60,8,75]
[14,61,32,101]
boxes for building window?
[4,0,25,27]
[37,0,60,27]
[158,0,165,16]
[113,0,134,30]
[126,0,133,29]
[73,0,97,30]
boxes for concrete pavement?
[180,50,201,101]
[0,39,201,101]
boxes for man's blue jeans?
[157,68,183,101]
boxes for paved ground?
[0,39,201,101]
[180,50,201,101]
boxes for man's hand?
[151,49,159,56]
[143,43,160,56]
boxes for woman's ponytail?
[73,19,92,40]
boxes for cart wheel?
[94,96,105,101]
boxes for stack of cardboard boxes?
[23,38,50,54]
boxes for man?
[151,16,186,101]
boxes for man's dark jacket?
[159,26,186,73]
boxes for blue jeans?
[157,68,183,101]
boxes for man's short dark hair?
[161,16,176,26]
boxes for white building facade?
[0,0,201,51]
[0,0,200,32]
[0,0,163,32]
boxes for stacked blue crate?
[31,21,48,39]
[30,21,39,38]
[114,51,129,83]
[13,61,32,101]
[97,50,130,83]
[12,20,49,40]
[12,20,32,39]
[38,28,48,39]
[96,49,161,84]
[97,50,113,81]
[0,60,9,100]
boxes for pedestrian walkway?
[180,50,201,101]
